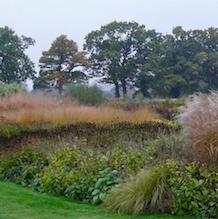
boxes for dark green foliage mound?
[0,83,25,97]
[67,84,105,105]
[88,168,120,204]
[65,168,120,204]
[0,150,48,187]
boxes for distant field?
[0,181,194,219]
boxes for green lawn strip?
[0,181,194,219]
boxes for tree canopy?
[0,26,35,83]
[34,35,88,93]
[84,21,161,97]
[131,26,218,98]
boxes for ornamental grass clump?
[177,91,218,166]
[103,165,172,215]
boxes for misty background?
[1,0,218,89]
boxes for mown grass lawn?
[0,181,194,219]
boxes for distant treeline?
[0,22,218,98]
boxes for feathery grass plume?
[177,91,218,166]
[103,165,171,215]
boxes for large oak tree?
[35,35,88,93]
[84,21,160,98]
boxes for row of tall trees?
[1,22,218,98]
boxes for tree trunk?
[57,83,63,95]
[114,81,120,98]
[57,72,65,95]
[57,78,64,95]
[171,85,181,98]
[121,79,127,97]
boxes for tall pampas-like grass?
[177,91,218,166]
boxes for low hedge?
[0,120,180,148]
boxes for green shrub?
[89,168,120,204]
[103,165,171,215]
[38,147,108,196]
[64,152,107,201]
[168,161,218,218]
[108,145,146,177]
[0,150,48,187]
[65,168,119,204]
[67,84,105,105]
[65,175,96,201]
[0,83,25,97]
[38,147,80,194]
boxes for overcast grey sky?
[1,0,218,68]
